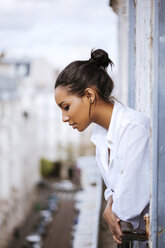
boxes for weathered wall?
[135,0,153,117]
[110,0,129,104]
[111,0,153,116]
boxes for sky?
[0,0,118,69]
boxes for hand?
[103,196,123,244]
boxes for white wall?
[111,0,153,115]
[113,0,129,104]
[135,0,153,117]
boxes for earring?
[89,98,92,117]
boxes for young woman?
[54,49,150,247]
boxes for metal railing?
[117,215,149,248]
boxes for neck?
[92,101,114,130]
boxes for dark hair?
[55,49,114,102]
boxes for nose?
[62,112,69,122]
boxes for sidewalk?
[43,192,75,248]
[7,180,76,248]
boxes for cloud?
[0,0,118,68]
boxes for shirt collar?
[90,123,107,146]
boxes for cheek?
[71,99,89,123]
[78,103,89,122]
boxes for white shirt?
[90,101,151,228]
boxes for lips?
[73,124,77,129]
[69,123,77,129]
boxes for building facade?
[0,57,93,247]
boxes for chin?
[78,128,84,132]
[76,126,83,132]
[78,123,90,132]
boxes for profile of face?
[54,86,92,132]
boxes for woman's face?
[54,86,92,132]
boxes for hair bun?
[90,49,114,69]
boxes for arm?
[103,122,150,244]
[103,195,123,244]
[112,123,150,223]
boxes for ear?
[84,88,96,103]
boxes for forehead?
[54,86,76,105]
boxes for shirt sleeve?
[104,188,113,201]
[111,122,151,222]
[95,147,113,199]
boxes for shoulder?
[115,103,151,154]
[116,101,150,133]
